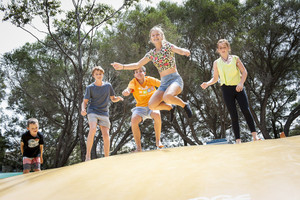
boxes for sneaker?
[170,105,176,121]
[184,103,192,118]
[157,141,164,149]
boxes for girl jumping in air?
[111,25,192,119]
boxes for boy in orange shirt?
[122,66,163,152]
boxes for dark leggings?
[221,85,256,139]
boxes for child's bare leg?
[23,170,30,174]
[252,132,258,141]
[163,84,185,108]
[163,84,192,118]
[86,122,97,161]
[148,90,172,111]
[131,115,143,152]
[236,139,241,144]
[100,126,110,157]
[151,110,163,148]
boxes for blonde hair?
[149,25,166,43]
[92,66,105,76]
[217,39,231,53]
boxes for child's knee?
[148,102,157,110]
[151,112,161,120]
[131,116,142,125]
[89,127,97,134]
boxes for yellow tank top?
[216,55,241,86]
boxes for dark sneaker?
[184,103,192,118]
[170,105,176,121]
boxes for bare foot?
[252,132,259,141]
[235,139,241,144]
[132,149,142,153]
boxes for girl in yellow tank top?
[216,55,241,86]
[200,39,259,144]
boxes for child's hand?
[40,157,43,164]
[122,89,130,96]
[184,50,191,57]
[236,83,244,92]
[200,82,209,89]
[81,109,87,116]
[111,62,123,70]
[117,96,124,101]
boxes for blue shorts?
[131,106,159,122]
[158,72,183,92]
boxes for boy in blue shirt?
[81,66,123,161]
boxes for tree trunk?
[111,128,133,155]
[284,104,300,136]
[172,116,196,145]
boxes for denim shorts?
[87,113,111,128]
[131,106,159,122]
[158,72,184,92]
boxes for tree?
[1,0,299,171]
[1,0,140,165]
[284,104,300,136]
[0,116,23,172]
[0,132,9,171]
[239,0,300,139]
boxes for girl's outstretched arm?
[111,56,151,70]
[171,44,190,57]
[201,61,219,89]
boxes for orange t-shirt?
[128,76,161,107]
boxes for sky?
[0,0,184,56]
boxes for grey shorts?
[87,113,111,128]
[132,107,159,122]
[158,72,184,92]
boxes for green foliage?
[2,0,61,27]
[237,0,300,138]
[289,124,300,136]
[1,116,23,172]
[0,0,299,168]
[0,132,9,171]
